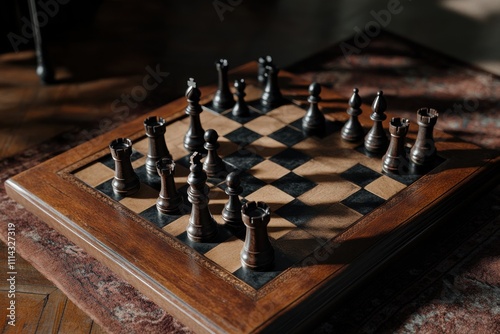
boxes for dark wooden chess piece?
[382,118,410,175]
[186,152,218,242]
[232,79,250,117]
[221,172,244,229]
[240,201,274,271]
[109,138,140,196]
[156,158,182,214]
[410,108,439,167]
[341,88,365,142]
[257,55,273,85]
[212,59,235,111]
[364,90,389,155]
[260,64,284,110]
[144,116,172,175]
[302,82,325,136]
[203,129,226,178]
[183,78,206,153]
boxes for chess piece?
[183,78,206,153]
[410,108,439,167]
[341,88,365,142]
[156,158,182,214]
[364,90,389,155]
[186,152,218,242]
[302,82,325,136]
[232,79,250,117]
[382,118,410,175]
[258,55,273,85]
[212,59,235,111]
[240,201,274,270]
[144,116,172,175]
[109,138,140,196]
[203,129,226,177]
[260,64,284,110]
[221,172,244,228]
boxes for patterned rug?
[1,32,499,333]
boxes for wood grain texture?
[5,62,499,333]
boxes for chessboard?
[6,61,499,333]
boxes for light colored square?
[298,176,360,211]
[131,156,147,170]
[302,203,362,240]
[365,175,406,200]
[162,215,189,237]
[245,136,286,159]
[312,153,361,174]
[292,136,324,157]
[268,214,297,240]
[119,184,158,213]
[266,104,305,124]
[204,236,244,273]
[74,162,114,187]
[244,185,294,212]
[173,163,190,187]
[244,115,286,136]
[274,229,321,262]
[244,84,263,102]
[204,115,241,136]
[217,136,239,157]
[133,137,149,156]
[251,160,290,183]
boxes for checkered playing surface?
[73,84,422,290]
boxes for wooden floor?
[1,0,499,333]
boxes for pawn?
[156,158,183,214]
[212,59,235,111]
[203,129,226,178]
[382,118,410,175]
[410,108,439,167]
[364,91,389,155]
[186,152,218,242]
[109,138,140,196]
[260,64,284,110]
[183,78,206,153]
[341,88,365,142]
[221,172,244,228]
[257,55,273,85]
[240,201,274,271]
[302,82,325,136]
[232,79,250,117]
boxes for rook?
[382,118,410,174]
[212,59,235,111]
[410,108,439,167]
[257,55,273,85]
[156,158,183,214]
[109,138,140,196]
[341,88,365,142]
[260,64,284,110]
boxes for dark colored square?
[99,150,143,170]
[203,102,231,114]
[134,165,161,191]
[224,127,262,147]
[249,98,290,114]
[268,126,305,147]
[223,149,265,171]
[139,205,185,228]
[175,154,192,170]
[223,109,262,124]
[275,199,318,227]
[341,189,385,215]
[269,148,311,170]
[218,171,266,197]
[290,118,342,139]
[176,226,233,254]
[386,172,421,186]
[95,179,125,201]
[340,163,382,187]
[271,172,316,198]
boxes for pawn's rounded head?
[234,78,246,90]
[353,87,359,94]
[204,129,219,143]
[309,82,321,96]
[226,172,241,188]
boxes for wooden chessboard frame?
[6,62,499,333]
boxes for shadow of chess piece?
[156,158,182,214]
[240,201,274,271]
[144,116,172,175]
[232,79,250,117]
[109,138,140,196]
[186,152,218,242]
[364,91,389,155]
[183,78,206,153]
[212,59,235,111]
[302,82,325,137]
[410,108,439,170]
[341,88,365,142]
[222,172,244,229]
[382,118,410,175]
